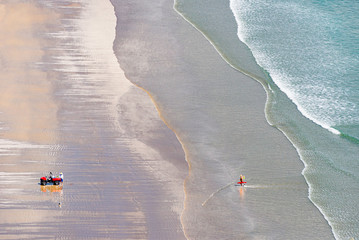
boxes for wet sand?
[112,0,334,239]
[0,0,187,239]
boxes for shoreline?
[173,1,337,239]
[112,0,334,238]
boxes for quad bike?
[40,174,63,186]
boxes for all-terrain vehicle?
[40,172,63,186]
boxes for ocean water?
[230,0,359,138]
[176,0,359,239]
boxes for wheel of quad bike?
[40,180,47,186]
[54,181,59,185]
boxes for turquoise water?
[230,1,359,239]
[176,0,359,239]
[231,0,359,138]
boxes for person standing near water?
[239,175,245,186]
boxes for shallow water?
[176,0,359,239]
[230,0,359,238]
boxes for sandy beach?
[1,0,186,239]
[0,0,335,239]
[112,0,334,239]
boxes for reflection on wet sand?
[0,1,59,145]
[40,185,63,193]
[1,0,146,238]
[0,2,61,238]
[238,186,246,200]
[0,0,187,238]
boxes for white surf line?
[201,181,237,207]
